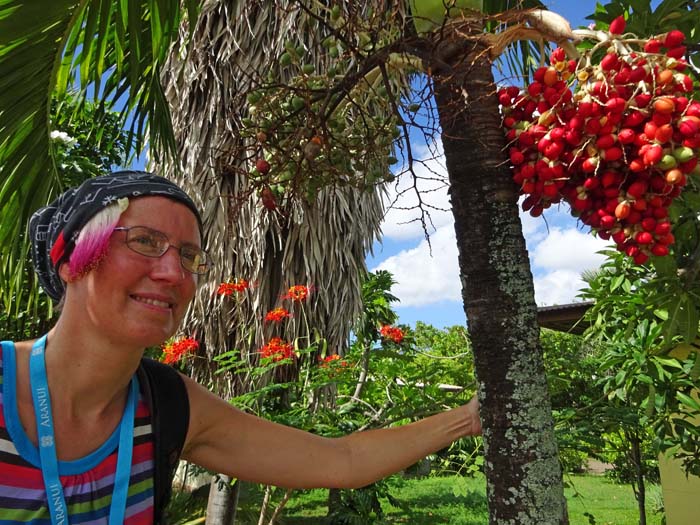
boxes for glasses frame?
[113,226,210,275]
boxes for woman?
[1,171,481,525]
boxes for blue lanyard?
[29,335,138,525]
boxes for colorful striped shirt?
[0,341,155,524]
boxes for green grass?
[172,474,665,524]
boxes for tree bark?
[431,37,568,524]
[629,431,647,525]
[205,475,239,525]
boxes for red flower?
[260,337,295,362]
[380,325,404,344]
[265,307,292,323]
[319,354,348,368]
[284,285,310,302]
[217,279,249,296]
[162,337,199,364]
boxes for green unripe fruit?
[246,91,262,104]
[302,63,315,74]
[331,5,341,20]
[279,52,292,67]
[291,96,306,111]
[329,46,339,58]
[673,146,694,163]
[658,154,677,170]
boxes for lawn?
[173,473,664,524]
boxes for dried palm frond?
[156,1,411,397]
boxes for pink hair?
[66,198,129,279]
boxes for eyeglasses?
[113,226,210,275]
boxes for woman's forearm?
[333,398,481,489]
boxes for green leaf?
[676,391,700,412]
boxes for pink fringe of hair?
[66,200,127,279]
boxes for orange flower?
[319,354,348,368]
[217,279,249,296]
[284,285,310,302]
[380,325,404,344]
[260,337,295,362]
[265,307,292,323]
[162,337,199,364]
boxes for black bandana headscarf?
[29,170,203,302]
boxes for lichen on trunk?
[431,33,568,524]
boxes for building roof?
[537,301,594,335]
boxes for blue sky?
[370,1,609,328]
[126,1,618,329]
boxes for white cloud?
[371,224,460,307]
[530,227,609,272]
[534,269,589,306]
[381,145,453,242]
[375,143,610,309]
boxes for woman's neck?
[42,319,143,419]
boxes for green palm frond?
[0,0,200,310]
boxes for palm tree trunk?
[431,36,568,524]
[206,475,239,525]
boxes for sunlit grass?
[171,473,665,524]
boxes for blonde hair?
[66,197,129,279]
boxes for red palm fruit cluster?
[501,24,697,264]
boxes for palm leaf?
[0,0,200,310]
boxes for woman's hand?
[462,395,482,437]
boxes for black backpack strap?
[137,358,190,525]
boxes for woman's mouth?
[131,295,173,309]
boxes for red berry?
[664,30,685,49]
[603,147,623,162]
[256,158,271,174]
[600,215,616,229]
[618,128,636,144]
[644,39,662,53]
[627,180,648,199]
[609,15,626,35]
[612,231,627,244]
[633,252,649,265]
[636,231,653,244]
[655,221,671,236]
[641,217,657,231]
[605,97,627,113]
[667,46,686,59]
[651,244,669,256]
[510,149,525,165]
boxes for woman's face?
[60,196,201,348]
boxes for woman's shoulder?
[4,339,34,353]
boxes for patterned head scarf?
[29,170,203,302]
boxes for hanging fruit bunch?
[239,21,403,211]
[501,16,698,264]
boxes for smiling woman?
[0,170,481,525]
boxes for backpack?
[137,358,190,525]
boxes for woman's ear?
[57,262,72,283]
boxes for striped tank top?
[0,341,156,524]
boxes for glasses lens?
[180,245,210,274]
[126,227,168,257]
